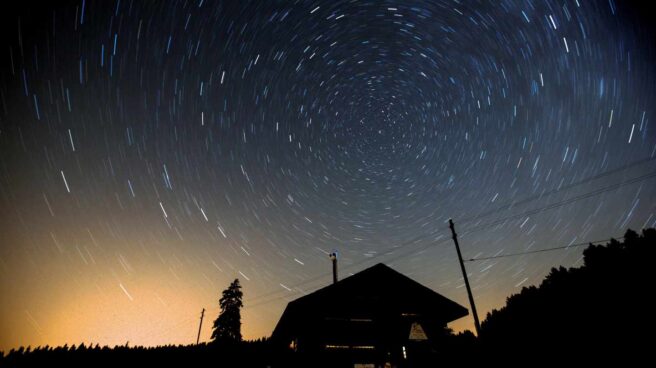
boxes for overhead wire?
[245,168,656,308]
[464,237,625,262]
[144,162,655,343]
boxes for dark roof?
[272,263,468,339]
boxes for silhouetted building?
[271,263,468,367]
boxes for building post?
[448,219,482,336]
[329,252,338,284]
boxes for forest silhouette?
[1,228,653,367]
[477,227,654,363]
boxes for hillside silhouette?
[480,228,655,362]
[0,340,274,367]
[1,228,653,366]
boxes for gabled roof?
[272,263,468,339]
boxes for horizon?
[1,0,655,352]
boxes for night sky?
[1,0,655,351]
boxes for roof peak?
[330,262,396,285]
[271,262,468,339]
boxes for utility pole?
[449,219,482,337]
[196,308,205,344]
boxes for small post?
[196,308,205,344]
[449,219,482,336]
[329,252,338,284]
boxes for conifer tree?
[211,279,243,343]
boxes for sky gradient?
[1,0,655,351]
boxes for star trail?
[1,0,655,351]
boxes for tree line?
[2,227,653,366]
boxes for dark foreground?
[2,228,653,367]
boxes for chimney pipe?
[329,252,338,284]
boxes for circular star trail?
[1,0,655,350]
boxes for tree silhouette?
[480,228,655,362]
[5,230,654,366]
[211,279,243,344]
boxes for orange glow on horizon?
[0,260,277,352]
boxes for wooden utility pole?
[196,308,205,344]
[449,219,482,336]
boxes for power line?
[246,169,656,308]
[464,237,624,262]
[254,160,654,303]
[133,234,451,342]
[144,166,656,343]
[242,231,450,306]
[244,235,455,310]
[460,171,656,235]
[457,156,656,226]
[241,170,656,312]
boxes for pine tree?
[211,279,243,343]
